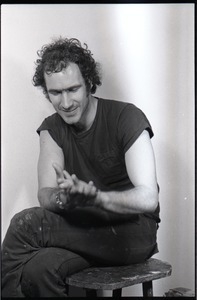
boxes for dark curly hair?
[33,37,102,100]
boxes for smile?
[61,107,78,115]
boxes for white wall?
[2,4,195,296]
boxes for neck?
[73,96,98,133]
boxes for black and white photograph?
[1,3,195,298]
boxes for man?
[2,37,160,297]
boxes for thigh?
[112,214,158,264]
[3,207,157,268]
[40,208,158,266]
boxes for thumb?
[52,162,64,180]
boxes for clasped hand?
[53,162,98,208]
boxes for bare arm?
[95,130,159,214]
[38,130,158,215]
[37,130,98,213]
[37,130,65,212]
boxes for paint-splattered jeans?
[2,206,158,297]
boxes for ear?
[86,83,92,97]
[44,92,52,103]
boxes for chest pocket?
[92,149,125,181]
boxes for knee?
[10,207,45,229]
[11,207,44,221]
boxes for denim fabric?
[2,206,158,297]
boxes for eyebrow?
[48,84,82,93]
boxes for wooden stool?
[66,258,172,297]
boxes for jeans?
[2,206,158,297]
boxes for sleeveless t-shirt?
[37,98,160,223]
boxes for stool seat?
[66,258,172,297]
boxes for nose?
[60,91,73,110]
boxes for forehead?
[44,63,84,88]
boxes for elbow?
[145,189,159,213]
[37,189,42,203]
[37,188,45,207]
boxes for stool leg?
[86,288,97,297]
[113,288,122,298]
[142,281,153,297]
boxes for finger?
[87,181,97,195]
[81,181,94,196]
[63,170,73,180]
[71,174,79,184]
[59,180,73,189]
[57,178,65,184]
[88,185,97,196]
[52,163,64,179]
[72,175,84,193]
[71,175,84,193]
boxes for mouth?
[60,107,78,116]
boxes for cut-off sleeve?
[117,103,154,154]
[36,113,64,148]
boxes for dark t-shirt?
[37,98,160,222]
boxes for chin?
[61,115,80,125]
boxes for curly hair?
[32,37,102,100]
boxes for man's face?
[44,63,90,125]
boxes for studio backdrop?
[2,4,195,296]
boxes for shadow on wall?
[2,57,41,238]
[153,136,194,295]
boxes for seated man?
[2,37,160,297]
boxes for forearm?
[38,184,158,215]
[37,186,98,213]
[96,186,159,215]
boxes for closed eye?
[68,86,80,93]
[48,85,81,95]
[49,90,61,96]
